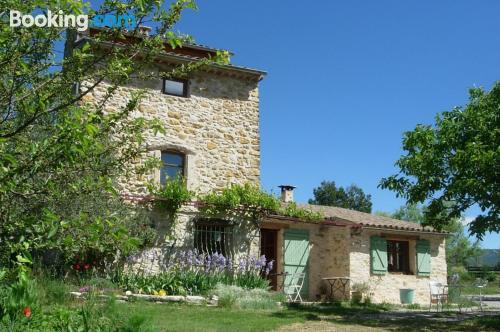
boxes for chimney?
[137,25,152,36]
[278,185,296,203]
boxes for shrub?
[449,265,473,282]
[213,284,281,310]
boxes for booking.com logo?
[4,9,136,32]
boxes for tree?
[391,204,426,224]
[444,219,481,271]
[380,83,500,239]
[0,0,226,269]
[308,181,372,213]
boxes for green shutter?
[284,229,310,298]
[370,236,387,275]
[416,240,431,276]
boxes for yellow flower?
[158,289,167,296]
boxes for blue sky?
[172,1,500,248]
[85,1,499,247]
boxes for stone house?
[75,27,447,305]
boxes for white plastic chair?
[429,281,447,311]
[284,273,306,302]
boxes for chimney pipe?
[278,185,296,203]
[137,25,152,36]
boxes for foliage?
[404,303,421,310]
[309,181,373,213]
[199,183,323,221]
[391,204,426,224]
[351,282,370,294]
[380,83,500,239]
[0,277,39,325]
[0,275,149,331]
[350,282,371,304]
[147,177,194,219]
[444,219,481,272]
[114,251,271,295]
[0,0,231,275]
[200,183,280,218]
[280,202,323,221]
[214,284,282,309]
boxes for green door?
[284,229,310,298]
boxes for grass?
[461,280,500,295]
[112,301,500,332]
[16,276,500,331]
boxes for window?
[193,222,233,257]
[162,78,188,97]
[387,240,410,273]
[160,151,185,184]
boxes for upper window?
[163,79,188,97]
[160,151,185,184]
[387,240,410,273]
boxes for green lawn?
[114,302,500,332]
[461,280,500,295]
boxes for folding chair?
[283,273,306,302]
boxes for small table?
[322,277,351,301]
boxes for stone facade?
[83,62,264,272]
[261,221,351,301]
[87,69,261,195]
[349,229,447,304]
[257,221,447,304]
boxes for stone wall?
[349,229,448,305]
[263,222,351,301]
[85,68,263,272]
[85,69,261,195]
[127,207,261,274]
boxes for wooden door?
[260,229,278,290]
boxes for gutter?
[361,226,449,236]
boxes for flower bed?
[114,251,273,296]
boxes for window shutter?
[370,236,387,275]
[416,240,431,276]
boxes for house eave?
[76,37,266,81]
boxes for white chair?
[429,281,447,311]
[284,273,306,302]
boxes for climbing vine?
[199,183,280,219]
[149,181,324,223]
[147,178,194,218]
[279,201,324,221]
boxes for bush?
[449,265,473,282]
[213,284,281,310]
[0,277,150,332]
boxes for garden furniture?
[283,272,306,302]
[428,281,447,311]
[322,277,351,301]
